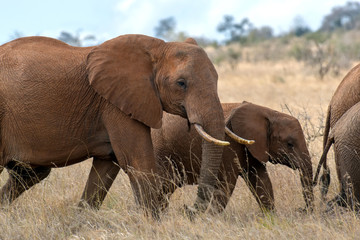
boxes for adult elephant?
[315,63,360,199]
[315,101,360,211]
[0,34,231,218]
[152,102,313,212]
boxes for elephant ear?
[87,35,164,129]
[226,102,270,163]
[184,38,198,45]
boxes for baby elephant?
[314,101,360,211]
[152,101,313,212]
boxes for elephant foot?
[183,199,210,221]
[183,204,198,221]
[143,207,161,221]
[296,206,313,214]
[77,199,95,210]
[325,199,338,214]
[324,194,348,215]
[296,208,308,215]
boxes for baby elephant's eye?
[287,142,294,148]
[177,79,187,90]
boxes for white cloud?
[114,0,157,35]
[116,0,135,12]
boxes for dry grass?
[0,60,358,240]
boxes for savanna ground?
[0,58,358,239]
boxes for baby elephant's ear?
[226,102,270,163]
[184,38,198,45]
[87,35,164,129]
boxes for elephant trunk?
[194,137,224,211]
[186,95,225,213]
[299,154,314,211]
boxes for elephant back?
[330,63,360,128]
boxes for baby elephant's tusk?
[194,124,230,146]
[225,127,255,145]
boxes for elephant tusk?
[225,127,255,145]
[194,124,230,146]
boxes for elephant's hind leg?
[79,156,120,209]
[0,162,51,204]
[209,165,237,213]
[326,175,356,213]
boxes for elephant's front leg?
[103,112,165,219]
[127,167,165,218]
[79,155,120,209]
[246,162,275,212]
[126,143,167,218]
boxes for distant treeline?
[184,1,360,80]
[8,1,360,80]
[154,1,360,46]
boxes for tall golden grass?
[0,60,358,240]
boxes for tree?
[9,31,24,41]
[247,26,274,42]
[217,15,253,43]
[305,32,337,80]
[153,16,216,46]
[291,16,312,37]
[58,30,96,47]
[320,1,360,31]
[154,17,176,40]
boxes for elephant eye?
[287,142,294,148]
[177,79,187,90]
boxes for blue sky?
[0,0,351,44]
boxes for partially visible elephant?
[317,63,360,196]
[315,101,360,211]
[152,102,314,212]
[0,34,232,218]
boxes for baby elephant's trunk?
[299,155,314,211]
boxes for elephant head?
[226,102,314,211]
[86,34,226,212]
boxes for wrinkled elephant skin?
[152,102,313,213]
[0,34,226,218]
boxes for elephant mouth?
[178,104,229,146]
[283,160,298,169]
[269,154,298,169]
[180,105,188,118]
[181,104,254,147]
[268,157,281,165]
[179,105,192,130]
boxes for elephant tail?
[322,105,331,150]
[317,105,332,201]
[313,134,334,201]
